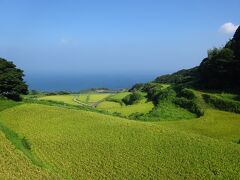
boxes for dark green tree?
[0,58,28,100]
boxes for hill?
[0,102,239,179]
[154,26,240,91]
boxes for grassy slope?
[162,109,240,143]
[107,92,130,101]
[88,93,112,102]
[0,100,58,179]
[0,131,57,179]
[96,101,122,109]
[0,104,239,179]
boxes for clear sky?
[0,0,239,76]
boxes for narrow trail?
[72,94,114,108]
[91,94,114,108]
[72,96,92,107]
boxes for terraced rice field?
[99,102,154,117]
[0,131,58,179]
[38,95,78,105]
[78,93,112,104]
[106,92,130,101]
[0,103,239,179]
[96,101,122,109]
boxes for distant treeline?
[29,88,126,96]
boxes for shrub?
[122,92,143,105]
[129,83,145,92]
[144,84,175,105]
[157,88,176,102]
[105,97,124,105]
[177,88,196,100]
[202,94,240,113]
[173,97,204,117]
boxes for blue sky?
[0,0,239,75]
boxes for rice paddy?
[0,89,240,179]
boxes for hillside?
[154,26,240,91]
[0,102,239,179]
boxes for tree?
[0,58,28,100]
[122,92,143,105]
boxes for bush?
[143,84,175,105]
[122,92,143,105]
[177,88,196,100]
[173,97,204,117]
[157,88,176,102]
[202,94,240,113]
[129,83,145,92]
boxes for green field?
[38,95,79,105]
[98,100,154,117]
[106,92,130,101]
[0,103,239,179]
[78,93,112,104]
[96,101,122,109]
[0,88,240,179]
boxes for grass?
[107,92,130,101]
[88,93,111,102]
[0,99,20,111]
[0,131,58,179]
[161,109,240,143]
[0,103,239,179]
[96,101,122,109]
[78,93,112,104]
[144,101,196,121]
[97,99,154,117]
[0,122,45,167]
[77,93,89,103]
[38,95,79,105]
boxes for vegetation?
[122,92,143,105]
[0,22,240,180]
[0,58,28,100]
[203,94,240,113]
[154,26,240,91]
[38,95,79,105]
[77,93,111,104]
[106,92,130,104]
[173,97,204,117]
[0,103,239,179]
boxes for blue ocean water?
[25,72,163,91]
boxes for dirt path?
[72,96,93,107]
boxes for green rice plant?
[98,98,154,117]
[0,131,58,179]
[97,101,122,109]
[107,92,130,101]
[88,93,111,102]
[38,95,78,105]
[0,104,239,179]
[78,93,112,104]
[161,109,240,143]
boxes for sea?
[24,72,164,92]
